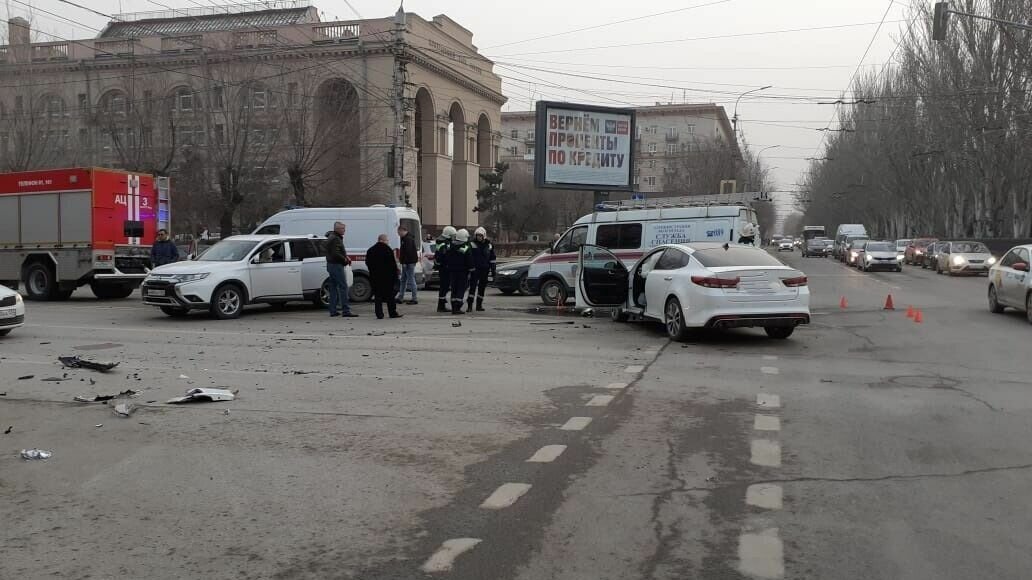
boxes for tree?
[663,136,742,195]
[475,161,508,214]
[92,74,179,177]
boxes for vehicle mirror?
[1015,262,1029,272]
[250,255,261,265]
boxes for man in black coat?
[366,234,402,320]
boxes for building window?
[648,160,656,169]
[646,125,657,134]
[647,143,657,153]
[686,124,695,135]
[526,144,535,156]
[509,145,518,155]
[214,124,225,145]
[527,130,534,140]
[78,128,88,147]
[633,175,640,185]
[212,86,224,110]
[666,127,678,139]
[511,129,518,139]
[78,93,88,111]
[666,143,678,154]
[250,89,267,110]
[645,176,657,186]
[176,89,194,112]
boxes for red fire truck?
[0,167,170,300]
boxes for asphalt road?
[2,253,1030,579]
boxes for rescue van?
[527,202,759,304]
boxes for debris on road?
[452,321,462,327]
[58,356,119,372]
[112,401,136,417]
[42,377,69,382]
[178,374,190,380]
[3,425,11,434]
[20,449,52,460]
[166,388,237,404]
[530,321,575,326]
[73,389,139,403]
[94,424,103,428]
[17,375,34,380]
[581,308,594,317]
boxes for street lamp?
[750,145,779,192]
[732,85,772,135]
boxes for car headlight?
[15,293,23,305]
[850,252,858,259]
[865,254,873,262]
[952,256,964,266]
[987,256,997,265]
[896,255,904,261]
[497,269,517,276]
[173,273,211,283]
[915,250,924,255]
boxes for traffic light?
[932,2,950,41]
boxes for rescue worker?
[467,227,497,312]
[435,226,457,312]
[442,228,474,314]
[738,222,757,246]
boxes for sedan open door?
[576,245,630,308]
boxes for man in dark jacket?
[467,227,496,312]
[151,229,180,267]
[366,234,402,320]
[397,226,419,305]
[435,226,457,312]
[325,221,357,318]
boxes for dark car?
[923,241,946,269]
[492,252,544,296]
[904,238,938,266]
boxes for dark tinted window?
[554,226,588,254]
[595,223,643,250]
[255,224,280,235]
[289,239,319,260]
[655,248,690,270]
[692,247,784,268]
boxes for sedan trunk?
[709,266,801,302]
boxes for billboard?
[534,101,636,191]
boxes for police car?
[987,244,1032,323]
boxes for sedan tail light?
[781,276,808,287]
[691,275,740,288]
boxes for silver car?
[987,244,1032,323]
[935,241,995,276]
[859,241,903,272]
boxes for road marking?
[560,417,592,431]
[604,382,629,390]
[762,355,778,361]
[527,445,567,463]
[760,366,780,375]
[421,538,482,573]
[756,393,781,408]
[750,440,782,467]
[754,415,781,431]
[624,365,645,374]
[746,484,784,510]
[480,483,532,510]
[586,395,615,407]
[738,528,785,578]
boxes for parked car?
[923,241,946,269]
[777,238,795,252]
[493,252,543,296]
[576,242,810,341]
[904,238,938,266]
[0,284,25,336]
[895,239,912,258]
[141,235,331,319]
[935,241,995,276]
[987,244,1032,323]
[845,239,869,267]
[859,241,903,272]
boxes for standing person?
[151,229,180,267]
[467,227,496,312]
[443,228,474,314]
[396,225,419,305]
[435,226,457,312]
[366,234,402,320]
[325,222,357,318]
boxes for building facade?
[0,1,504,233]
[501,103,739,198]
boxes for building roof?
[98,5,319,39]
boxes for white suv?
[0,284,25,336]
[141,235,330,319]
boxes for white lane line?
[760,366,780,375]
[746,484,784,510]
[624,365,645,374]
[605,382,629,390]
[750,440,782,467]
[756,393,781,408]
[560,417,592,431]
[421,538,482,573]
[527,445,567,463]
[586,395,615,407]
[479,483,532,510]
[753,415,781,432]
[738,528,785,579]
[762,355,778,361]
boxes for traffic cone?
[906,305,915,318]
[914,309,923,324]
[839,296,848,309]
[883,294,895,310]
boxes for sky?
[6,0,917,217]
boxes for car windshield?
[822,240,834,246]
[953,242,989,253]
[866,242,895,252]
[693,247,784,268]
[196,240,261,262]
[896,240,910,248]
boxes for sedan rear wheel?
[988,285,1005,314]
[664,297,688,342]
[765,326,795,339]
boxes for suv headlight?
[865,254,873,262]
[173,273,211,283]
[952,256,964,266]
[896,255,904,261]
[15,293,23,305]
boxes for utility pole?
[933,1,1032,41]
[391,4,409,206]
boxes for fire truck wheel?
[90,282,135,300]
[23,262,56,301]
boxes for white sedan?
[0,283,25,336]
[987,244,1032,323]
[141,235,331,319]
[576,243,810,340]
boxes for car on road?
[904,238,937,266]
[844,239,870,267]
[0,284,25,336]
[776,238,795,252]
[922,241,946,269]
[803,237,832,258]
[895,239,912,259]
[935,241,995,276]
[836,235,868,262]
[859,241,903,272]
[987,244,1032,323]
[493,252,543,296]
[141,235,331,319]
[576,242,810,341]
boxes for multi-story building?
[501,103,739,198]
[0,1,504,232]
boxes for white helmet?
[442,226,457,239]
[455,228,470,243]
[474,227,487,238]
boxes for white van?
[252,206,422,302]
[833,224,868,260]
[527,204,759,305]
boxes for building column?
[452,124,478,228]
[421,117,453,228]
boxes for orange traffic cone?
[914,309,923,324]
[884,294,895,310]
[906,305,915,318]
[839,296,848,309]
